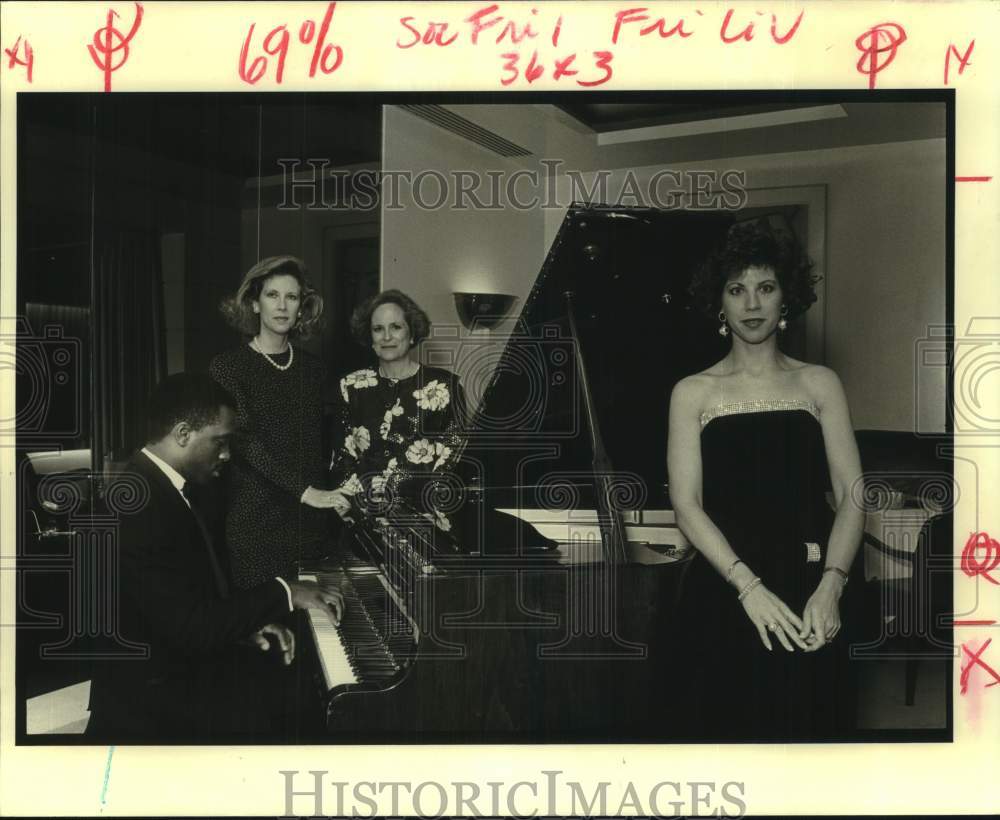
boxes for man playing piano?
[86,373,344,743]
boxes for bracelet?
[725,559,745,584]
[824,566,849,585]
[737,576,762,601]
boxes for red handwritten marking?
[770,10,804,44]
[263,26,290,84]
[239,25,267,83]
[500,50,543,84]
[719,9,803,44]
[952,620,998,626]
[551,15,563,47]
[612,8,695,44]
[961,531,1000,585]
[644,17,694,39]
[3,35,33,82]
[397,18,458,48]
[960,639,1000,694]
[944,40,975,85]
[500,50,614,88]
[465,4,503,45]
[400,5,550,49]
[240,3,343,85]
[854,22,907,89]
[302,2,342,77]
[955,176,992,182]
[86,2,144,93]
[525,51,544,83]
[497,16,538,44]
[500,52,520,86]
[613,9,643,44]
[552,53,578,80]
[578,51,614,87]
[720,8,754,43]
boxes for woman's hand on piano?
[302,487,354,520]
[288,579,345,625]
[248,623,296,665]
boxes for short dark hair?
[689,218,820,319]
[146,373,236,443]
[219,255,323,339]
[349,289,432,347]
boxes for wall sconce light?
[453,292,518,331]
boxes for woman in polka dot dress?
[211,256,352,589]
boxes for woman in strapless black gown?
[667,220,864,741]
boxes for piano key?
[304,606,359,690]
[301,568,413,693]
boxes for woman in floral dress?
[331,290,467,543]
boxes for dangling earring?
[718,310,729,337]
[778,304,788,331]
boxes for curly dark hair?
[349,289,431,348]
[146,373,236,443]
[689,219,820,320]
[219,255,323,339]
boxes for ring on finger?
[767,623,779,631]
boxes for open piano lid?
[466,204,733,511]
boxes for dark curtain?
[89,97,168,472]
[92,233,166,469]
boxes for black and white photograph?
[6,0,1000,815]
[13,91,954,748]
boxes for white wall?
[380,106,549,407]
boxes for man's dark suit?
[86,450,293,742]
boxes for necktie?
[181,483,230,599]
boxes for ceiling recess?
[399,105,533,158]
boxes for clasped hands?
[740,576,842,653]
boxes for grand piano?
[301,205,735,741]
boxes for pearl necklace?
[251,337,294,371]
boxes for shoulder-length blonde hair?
[219,256,323,339]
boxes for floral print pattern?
[379,399,404,440]
[413,380,450,412]
[340,368,378,401]
[340,473,364,496]
[332,366,466,537]
[343,425,371,459]
[405,438,435,465]
[432,442,452,471]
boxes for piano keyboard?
[300,565,416,695]
[300,573,358,690]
